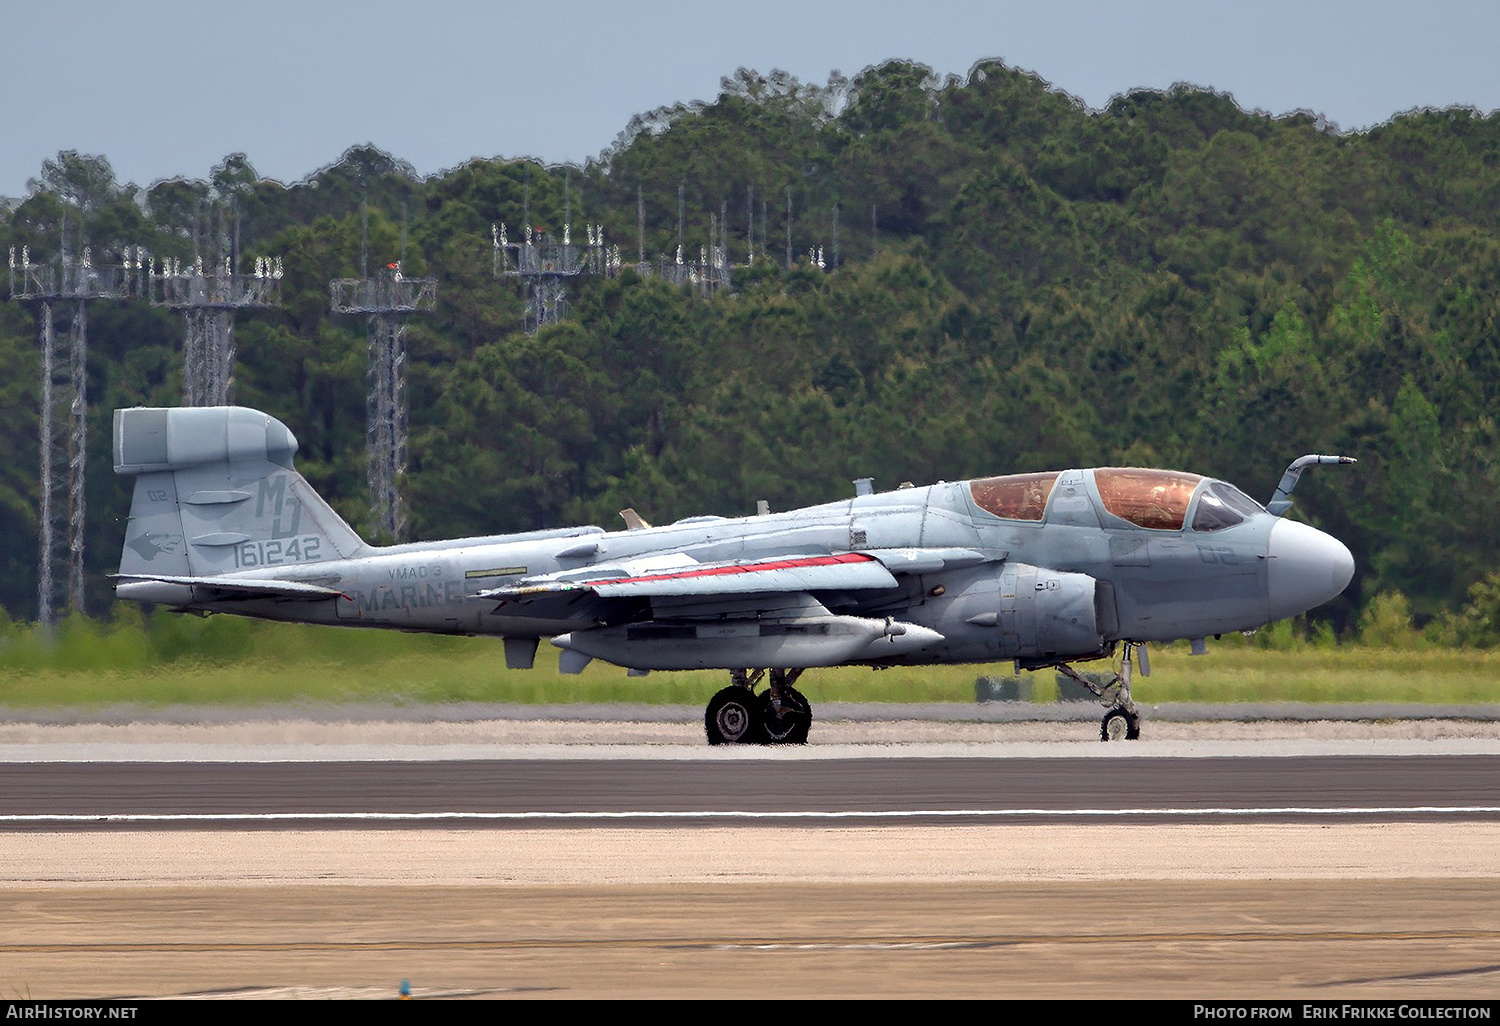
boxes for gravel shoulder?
[1,702,1498,760]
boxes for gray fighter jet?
[112,405,1355,742]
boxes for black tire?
[759,686,811,745]
[1100,707,1141,742]
[705,686,760,745]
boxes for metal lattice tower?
[638,207,734,296]
[330,266,437,541]
[9,246,137,624]
[495,222,617,333]
[149,255,282,406]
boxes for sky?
[3,1,1499,199]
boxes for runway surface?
[3,755,1500,826]
[2,705,1498,1000]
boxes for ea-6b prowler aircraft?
[112,405,1355,743]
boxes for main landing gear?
[1054,641,1145,742]
[705,668,811,746]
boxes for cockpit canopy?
[968,468,1266,532]
[968,472,1058,522]
[1094,468,1200,530]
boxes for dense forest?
[3,60,1499,640]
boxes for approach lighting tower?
[8,245,137,624]
[329,264,437,541]
[495,222,617,333]
[642,239,732,296]
[625,202,733,297]
[149,254,282,406]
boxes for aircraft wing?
[480,547,1003,601]
[481,552,899,599]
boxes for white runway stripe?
[3,805,1499,823]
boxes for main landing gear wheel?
[759,686,811,745]
[705,686,760,745]
[1100,706,1141,742]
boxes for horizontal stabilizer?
[113,574,346,604]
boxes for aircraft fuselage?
[120,466,1346,669]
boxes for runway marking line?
[2,806,1499,823]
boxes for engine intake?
[998,564,1107,662]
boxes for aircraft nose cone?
[1266,518,1355,620]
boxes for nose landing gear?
[1055,640,1146,742]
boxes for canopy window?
[1191,481,1266,532]
[1094,468,1202,531]
[969,472,1059,521]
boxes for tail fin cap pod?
[114,406,298,476]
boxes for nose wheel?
[1100,706,1140,741]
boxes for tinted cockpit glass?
[1094,468,1202,530]
[969,472,1059,521]
[1191,482,1265,532]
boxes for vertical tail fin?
[114,407,365,587]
